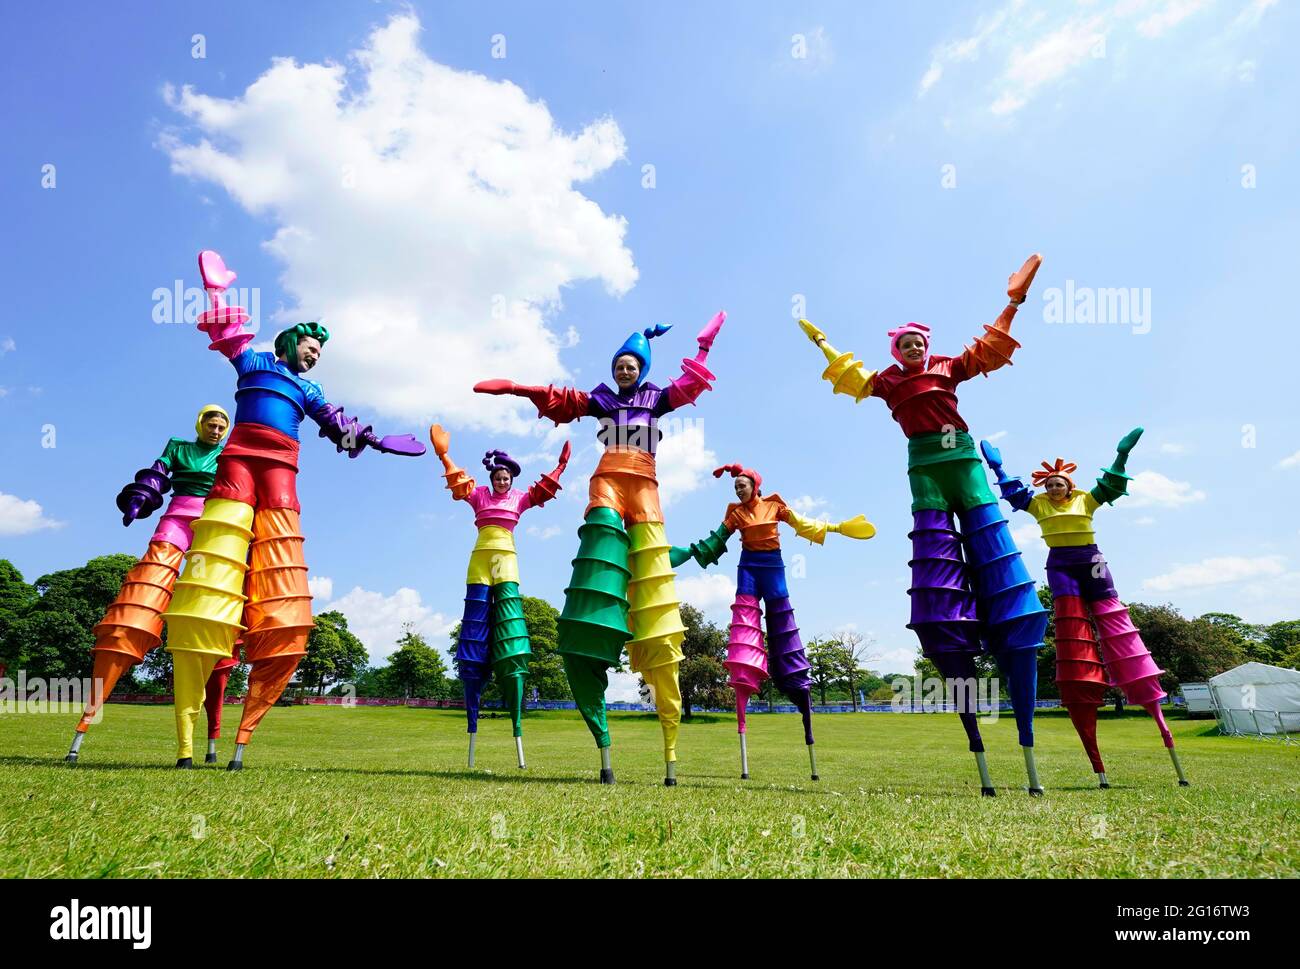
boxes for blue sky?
[3,1,1297,696]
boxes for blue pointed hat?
[611,324,672,386]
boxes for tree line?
[3,557,1296,708]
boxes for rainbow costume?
[431,426,570,767]
[670,463,875,780]
[982,429,1189,787]
[474,312,726,784]
[162,250,425,770]
[66,405,240,767]
[797,255,1049,796]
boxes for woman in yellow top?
[982,428,1189,788]
[670,463,874,781]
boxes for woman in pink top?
[430,424,571,768]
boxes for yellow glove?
[830,515,876,540]
[797,319,875,402]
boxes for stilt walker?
[669,463,875,780]
[65,404,238,768]
[796,254,1049,796]
[475,311,727,785]
[430,425,571,769]
[163,250,425,771]
[982,429,1189,787]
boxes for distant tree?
[1262,620,1300,670]
[0,560,36,676]
[1129,603,1245,689]
[806,638,844,705]
[299,611,369,695]
[823,630,877,710]
[385,623,453,699]
[674,603,730,718]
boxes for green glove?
[1093,426,1142,505]
[671,523,730,570]
[668,546,693,569]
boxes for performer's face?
[199,414,228,444]
[613,354,640,390]
[897,333,926,367]
[1045,476,1070,500]
[734,476,754,502]
[296,336,322,372]
[491,468,512,494]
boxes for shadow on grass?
[0,755,191,772]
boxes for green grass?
[1,703,1296,878]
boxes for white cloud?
[1124,470,1206,507]
[787,494,829,516]
[654,423,717,506]
[0,337,15,355]
[525,524,561,540]
[1137,0,1214,39]
[1011,521,1047,556]
[789,26,834,69]
[1159,442,1187,455]
[307,575,334,600]
[1235,58,1257,83]
[1142,555,1286,593]
[674,572,737,616]
[1276,450,1300,469]
[159,13,636,435]
[0,492,64,536]
[1134,516,1156,526]
[317,584,455,664]
[984,430,1009,443]
[918,0,1275,118]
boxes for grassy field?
[1,703,1296,878]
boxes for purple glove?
[115,461,171,526]
[317,404,427,459]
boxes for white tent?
[1208,662,1300,737]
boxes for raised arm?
[114,440,176,526]
[668,523,733,570]
[662,311,726,412]
[781,507,877,545]
[980,440,1034,513]
[1091,426,1142,505]
[956,253,1041,380]
[308,394,426,459]
[428,424,475,501]
[197,250,256,361]
[474,380,591,426]
[524,441,572,509]
[796,319,877,402]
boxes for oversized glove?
[1093,426,1142,505]
[798,319,875,402]
[980,439,1033,512]
[474,380,589,425]
[668,523,731,569]
[833,515,876,540]
[115,460,171,526]
[319,404,426,459]
[527,441,573,508]
[429,423,473,500]
[1006,253,1042,304]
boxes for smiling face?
[733,475,755,503]
[613,354,641,391]
[293,336,322,373]
[199,412,228,445]
[896,333,927,368]
[491,468,513,495]
[1045,475,1071,500]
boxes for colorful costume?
[670,463,875,780]
[431,427,571,768]
[474,312,726,784]
[162,250,425,770]
[982,429,1190,786]
[66,405,239,767]
[797,255,1049,795]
